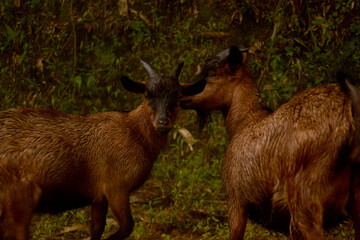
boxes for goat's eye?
[146,91,156,99]
[208,70,216,77]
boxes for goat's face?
[144,73,181,134]
[122,61,203,135]
[181,46,248,111]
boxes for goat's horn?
[170,62,184,79]
[216,48,230,61]
[141,60,160,81]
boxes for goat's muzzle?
[154,118,173,134]
[155,125,172,134]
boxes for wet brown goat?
[181,46,360,239]
[0,60,204,240]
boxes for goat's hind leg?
[228,199,248,240]
[351,163,360,240]
[287,183,326,240]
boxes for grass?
[2,0,359,239]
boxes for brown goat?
[0,60,203,240]
[181,46,360,239]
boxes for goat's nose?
[158,118,169,126]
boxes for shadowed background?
[0,0,359,239]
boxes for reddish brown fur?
[181,47,360,239]
[0,104,166,239]
[0,162,41,240]
[0,61,201,240]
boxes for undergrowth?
[1,0,360,239]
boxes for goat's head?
[180,46,249,127]
[181,46,249,111]
[122,61,205,135]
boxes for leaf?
[263,84,274,90]
[51,95,56,107]
[313,17,326,25]
[4,23,16,44]
[106,85,112,93]
[178,128,197,151]
[56,224,86,236]
[73,75,82,89]
[86,75,95,88]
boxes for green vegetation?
[1,0,359,239]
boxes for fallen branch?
[130,196,170,204]
[203,31,230,38]
[55,224,87,236]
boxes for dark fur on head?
[227,46,244,73]
[193,46,246,130]
[337,70,351,94]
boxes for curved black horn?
[216,48,230,61]
[170,62,184,79]
[216,47,249,62]
[141,60,160,81]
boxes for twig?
[257,66,268,86]
[130,196,169,204]
[203,31,230,38]
[55,224,87,236]
[189,208,227,221]
[257,0,285,88]
[57,0,77,108]
[306,0,317,50]
[129,9,153,29]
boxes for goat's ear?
[181,79,206,96]
[121,76,146,94]
[228,46,243,73]
[344,78,360,118]
[240,49,248,64]
[228,46,249,72]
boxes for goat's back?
[0,108,147,212]
[223,84,353,227]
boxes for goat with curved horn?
[0,58,203,240]
[181,45,360,240]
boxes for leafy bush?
[0,0,359,239]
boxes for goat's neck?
[224,73,269,139]
[128,102,168,157]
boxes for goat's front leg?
[90,198,108,240]
[351,163,360,240]
[105,191,134,240]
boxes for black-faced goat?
[0,60,203,240]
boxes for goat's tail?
[338,71,360,161]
